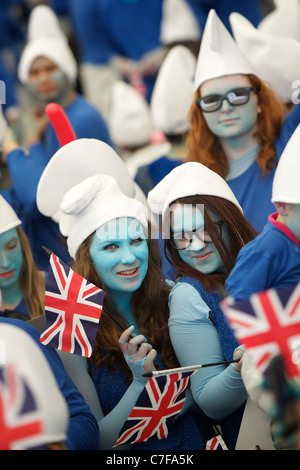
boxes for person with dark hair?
[147,161,257,449]
[185,9,300,233]
[37,170,214,450]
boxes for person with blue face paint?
[0,195,45,320]
[148,162,257,449]
[56,173,214,450]
[185,10,300,234]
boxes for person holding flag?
[147,161,257,449]
[37,171,214,450]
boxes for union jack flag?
[0,364,44,450]
[221,282,300,379]
[113,370,194,447]
[206,434,228,450]
[40,253,105,357]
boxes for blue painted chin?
[0,228,23,293]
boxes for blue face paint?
[89,217,149,299]
[285,204,300,242]
[0,228,23,291]
[171,204,226,274]
[200,75,258,142]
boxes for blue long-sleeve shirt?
[0,317,100,450]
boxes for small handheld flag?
[221,282,300,379]
[113,370,195,447]
[39,252,105,357]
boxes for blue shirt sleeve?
[168,283,247,420]
[0,318,100,450]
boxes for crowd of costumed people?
[0,0,300,451]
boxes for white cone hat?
[150,45,196,135]
[147,161,242,223]
[0,195,21,235]
[0,322,68,449]
[60,174,149,259]
[108,81,153,147]
[160,0,201,45]
[37,138,136,220]
[230,12,300,103]
[193,9,256,91]
[258,0,300,41]
[272,124,300,204]
[27,5,66,41]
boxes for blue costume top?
[0,297,31,320]
[0,317,100,450]
[168,276,247,449]
[90,350,214,450]
[226,213,300,301]
[3,94,112,270]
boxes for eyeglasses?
[170,221,224,250]
[196,87,255,113]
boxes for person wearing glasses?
[147,161,257,449]
[185,10,300,233]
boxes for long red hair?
[185,74,286,178]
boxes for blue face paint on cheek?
[0,229,23,289]
[89,218,149,294]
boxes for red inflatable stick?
[46,103,77,146]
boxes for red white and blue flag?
[0,364,44,450]
[221,282,300,378]
[114,371,194,446]
[40,253,105,357]
[206,434,228,450]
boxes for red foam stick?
[46,103,77,146]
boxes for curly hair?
[72,228,178,382]
[164,195,257,293]
[17,226,45,318]
[185,74,286,178]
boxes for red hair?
[185,75,286,178]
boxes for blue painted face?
[200,74,258,141]
[0,228,23,289]
[170,204,226,274]
[89,217,149,296]
[285,203,300,242]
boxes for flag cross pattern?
[222,283,300,378]
[40,253,105,357]
[114,371,193,446]
[0,364,44,450]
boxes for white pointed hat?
[258,0,300,42]
[37,138,136,220]
[272,124,300,204]
[160,0,201,45]
[150,45,196,135]
[147,161,242,223]
[230,12,300,104]
[0,322,68,449]
[60,174,149,259]
[108,81,153,147]
[27,5,66,42]
[0,195,21,235]
[193,9,256,91]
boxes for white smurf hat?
[108,81,153,147]
[27,5,66,42]
[160,0,201,45]
[0,322,68,449]
[193,9,256,91]
[60,174,149,259]
[230,12,300,104]
[272,124,300,204]
[36,138,136,220]
[258,0,300,42]
[0,195,21,235]
[150,45,196,135]
[147,161,242,222]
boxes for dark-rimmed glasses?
[170,221,224,250]
[196,87,255,113]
